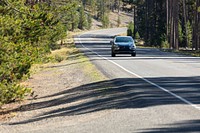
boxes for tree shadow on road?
[139,120,200,133]
[8,76,200,126]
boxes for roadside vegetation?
[0,0,91,106]
[0,0,130,107]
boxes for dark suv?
[111,36,136,57]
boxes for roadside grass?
[174,49,200,57]
[161,49,200,57]
[80,56,107,81]
[30,35,106,82]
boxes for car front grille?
[119,46,129,50]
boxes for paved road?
[73,28,200,132]
[13,28,200,133]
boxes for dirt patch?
[92,11,133,29]
[0,103,20,121]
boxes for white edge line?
[77,34,200,111]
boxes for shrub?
[0,1,68,106]
[186,21,192,48]
[0,81,31,106]
[161,40,169,49]
[87,14,92,30]
[117,15,121,27]
[101,14,110,28]
[135,31,141,39]
[127,22,134,36]
[54,55,64,62]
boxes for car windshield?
[115,37,132,43]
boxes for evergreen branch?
[3,0,32,16]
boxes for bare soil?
[92,11,133,29]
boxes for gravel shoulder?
[0,46,108,133]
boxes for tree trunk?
[198,0,200,50]
[183,0,189,48]
[194,0,200,50]
[133,5,136,38]
[174,0,179,50]
[145,1,149,44]
[169,0,174,49]
[166,0,169,43]
[118,0,120,13]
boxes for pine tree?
[178,21,184,46]
[117,15,121,27]
[87,14,92,29]
[127,22,134,37]
[78,5,87,30]
[101,14,110,28]
[135,31,140,40]
[186,21,193,48]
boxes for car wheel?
[112,52,116,57]
[131,53,136,57]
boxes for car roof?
[114,36,134,41]
[115,36,132,38]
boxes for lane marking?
[77,35,200,111]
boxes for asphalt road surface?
[14,28,200,133]
[73,28,200,133]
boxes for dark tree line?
[127,0,200,50]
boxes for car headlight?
[129,45,135,50]
[114,45,119,50]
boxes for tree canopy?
[0,0,90,105]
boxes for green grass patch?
[178,50,200,57]
[30,40,106,82]
[79,56,107,81]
